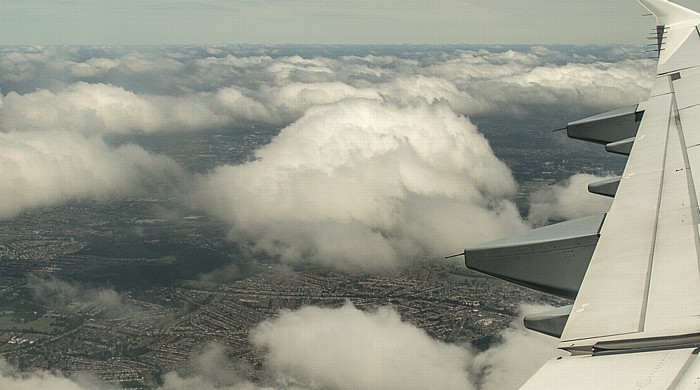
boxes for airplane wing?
[461,0,700,387]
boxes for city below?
[0,116,612,388]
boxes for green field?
[144,255,177,265]
[445,272,502,286]
[180,279,218,290]
[0,314,65,333]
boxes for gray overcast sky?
[2,0,699,45]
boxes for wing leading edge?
[461,0,700,387]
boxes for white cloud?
[422,50,653,117]
[0,81,379,134]
[191,99,527,272]
[471,304,567,390]
[0,47,654,133]
[478,60,653,116]
[257,81,381,124]
[0,83,272,133]
[252,303,474,390]
[1,83,163,133]
[0,130,185,219]
[249,302,564,390]
[527,173,614,226]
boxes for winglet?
[638,0,700,26]
[638,0,700,66]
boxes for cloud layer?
[0,130,184,219]
[0,46,646,269]
[0,303,564,390]
[0,46,653,131]
[528,173,615,226]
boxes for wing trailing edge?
[588,176,621,198]
[523,305,573,338]
[566,104,643,145]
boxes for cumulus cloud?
[191,99,527,272]
[476,59,653,116]
[470,304,566,390]
[0,83,271,133]
[252,303,473,390]
[0,130,185,219]
[0,81,380,134]
[527,173,615,226]
[158,303,565,390]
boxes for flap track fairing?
[588,176,622,198]
[464,214,606,299]
[524,305,573,338]
[567,105,644,145]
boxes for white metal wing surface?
[461,0,700,387]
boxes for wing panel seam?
[670,351,699,389]
[669,79,700,272]
[638,76,674,332]
[658,64,700,76]
[679,103,700,111]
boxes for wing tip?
[638,0,700,25]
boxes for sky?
[2,0,699,45]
